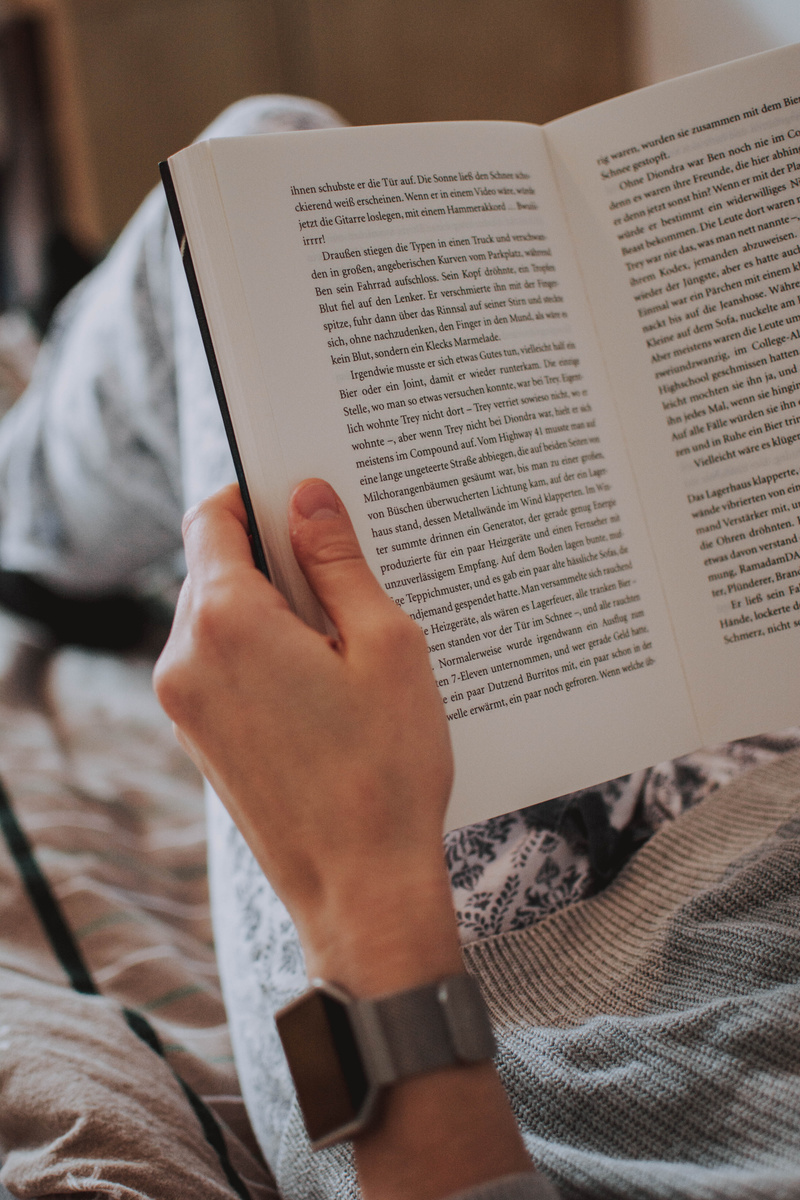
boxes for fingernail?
[292,480,340,521]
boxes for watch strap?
[350,973,496,1087]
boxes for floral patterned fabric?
[449,732,800,943]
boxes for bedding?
[0,611,277,1198]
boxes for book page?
[175,122,697,828]
[547,44,800,744]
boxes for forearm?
[296,873,534,1200]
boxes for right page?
[547,43,800,743]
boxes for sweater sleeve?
[442,1172,560,1200]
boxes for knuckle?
[191,585,242,650]
[367,608,426,661]
[180,501,203,541]
[152,654,190,724]
[307,532,364,570]
[396,614,429,659]
[153,583,242,722]
[181,491,228,544]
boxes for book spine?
[158,160,270,580]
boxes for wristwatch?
[275,972,496,1149]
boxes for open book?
[163,43,800,830]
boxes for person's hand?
[154,480,535,1200]
[153,479,460,993]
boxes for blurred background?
[0,0,799,369]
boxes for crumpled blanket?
[0,611,277,1198]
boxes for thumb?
[288,479,393,635]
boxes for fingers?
[155,484,291,723]
[178,478,407,659]
[181,483,252,581]
[181,484,290,617]
[289,479,395,637]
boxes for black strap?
[0,774,252,1200]
[0,774,98,995]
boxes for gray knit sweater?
[278,749,800,1198]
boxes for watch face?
[277,988,371,1147]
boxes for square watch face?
[277,988,371,1145]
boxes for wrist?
[297,866,462,997]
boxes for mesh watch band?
[350,973,497,1086]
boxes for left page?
[170,121,697,828]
